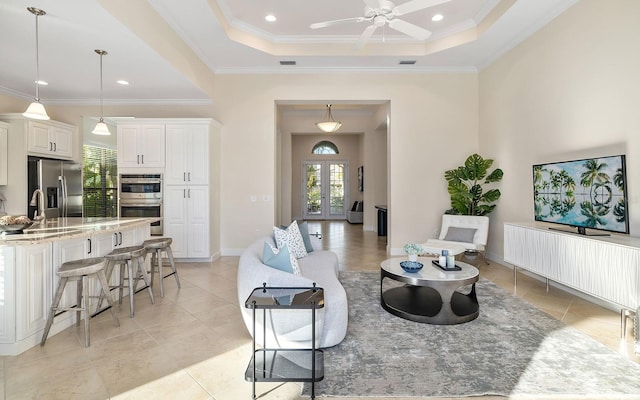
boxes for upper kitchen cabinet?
[0,114,79,215]
[117,124,165,168]
[165,123,210,185]
[27,121,74,159]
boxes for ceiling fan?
[310,0,451,48]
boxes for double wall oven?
[119,174,163,235]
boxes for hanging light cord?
[33,10,41,101]
[99,51,104,121]
[94,49,108,123]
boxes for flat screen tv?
[533,154,629,235]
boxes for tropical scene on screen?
[533,155,628,233]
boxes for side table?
[244,284,325,399]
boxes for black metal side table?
[244,284,324,399]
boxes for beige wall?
[214,73,478,254]
[362,104,389,232]
[480,0,640,261]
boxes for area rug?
[302,271,640,398]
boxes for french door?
[303,161,348,220]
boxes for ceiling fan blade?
[355,24,379,49]
[310,17,368,29]
[393,0,451,16]
[387,19,432,40]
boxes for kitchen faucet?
[30,189,46,224]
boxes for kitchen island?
[0,217,159,355]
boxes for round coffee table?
[380,257,479,324]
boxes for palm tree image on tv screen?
[533,155,628,234]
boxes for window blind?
[82,145,118,217]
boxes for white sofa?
[237,235,348,348]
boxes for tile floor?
[0,221,638,399]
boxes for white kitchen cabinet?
[165,124,209,185]
[15,243,52,341]
[164,185,210,258]
[0,246,16,343]
[0,218,157,355]
[117,124,165,168]
[27,120,74,159]
[0,121,8,185]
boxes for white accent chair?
[423,215,490,264]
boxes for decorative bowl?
[400,260,423,273]
[0,223,34,234]
[0,216,35,234]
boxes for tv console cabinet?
[504,222,640,337]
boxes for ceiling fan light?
[316,104,342,133]
[23,101,50,120]
[92,119,111,135]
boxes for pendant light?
[92,49,111,135]
[23,7,50,120]
[316,104,342,133]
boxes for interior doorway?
[275,101,389,230]
[303,160,348,220]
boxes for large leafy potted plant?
[445,153,504,216]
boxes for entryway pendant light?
[23,7,50,120]
[316,104,342,133]
[92,49,111,135]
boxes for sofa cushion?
[274,220,308,258]
[262,242,301,275]
[443,227,477,243]
[297,250,341,278]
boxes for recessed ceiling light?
[117,80,129,85]
[35,80,48,85]
[265,14,276,22]
[432,14,444,22]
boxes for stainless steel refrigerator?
[27,156,83,219]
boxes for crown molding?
[214,66,478,74]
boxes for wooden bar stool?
[41,257,119,348]
[102,245,155,318]
[143,238,181,297]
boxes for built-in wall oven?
[119,174,163,235]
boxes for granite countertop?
[0,217,160,244]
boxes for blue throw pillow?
[297,221,314,253]
[262,242,300,275]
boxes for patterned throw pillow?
[262,242,301,275]
[273,220,309,259]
